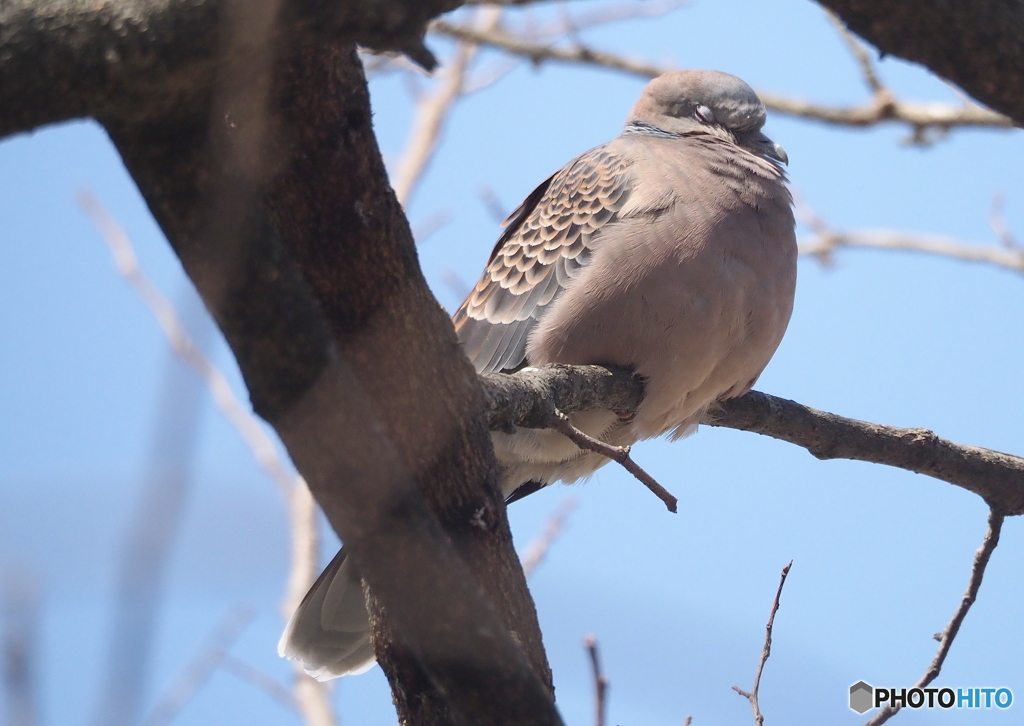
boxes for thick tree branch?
[0,0,462,137]
[817,0,1024,127]
[86,2,558,722]
[484,366,1024,515]
[429,20,1013,134]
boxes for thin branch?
[826,9,885,96]
[481,365,1024,515]
[682,717,692,726]
[520,497,578,577]
[79,191,297,498]
[429,21,1014,133]
[219,655,301,712]
[989,193,1020,251]
[83,192,335,725]
[91,286,214,726]
[392,6,502,207]
[141,607,255,726]
[478,184,510,224]
[796,194,1024,275]
[546,407,678,513]
[584,635,609,726]
[733,562,792,726]
[862,510,1005,726]
[2,569,39,726]
[799,229,1024,275]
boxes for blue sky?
[1,0,1022,724]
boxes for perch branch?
[733,561,792,726]
[429,21,1013,134]
[862,509,1004,725]
[481,366,1024,515]
[546,408,678,513]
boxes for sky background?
[1,0,1023,724]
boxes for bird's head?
[626,70,788,165]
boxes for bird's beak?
[745,130,788,166]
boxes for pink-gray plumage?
[280,69,797,679]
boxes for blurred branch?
[733,561,792,726]
[281,485,335,726]
[862,510,1004,726]
[583,635,608,726]
[520,497,578,577]
[220,655,301,712]
[141,607,255,726]
[82,192,334,725]
[989,193,1021,251]
[796,198,1024,276]
[2,569,39,726]
[90,285,213,726]
[827,10,884,96]
[429,21,1014,134]
[393,7,502,207]
[79,191,297,499]
[481,365,1024,515]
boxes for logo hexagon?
[849,681,874,714]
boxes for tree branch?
[483,365,1024,516]
[584,635,609,726]
[861,509,1004,726]
[0,0,465,137]
[733,562,792,726]
[818,0,1024,127]
[429,20,1013,134]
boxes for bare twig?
[91,286,214,726]
[430,21,1013,133]
[520,497,578,577]
[219,655,301,712]
[733,562,792,726]
[989,193,1020,251]
[799,229,1024,275]
[682,717,692,726]
[478,184,510,224]
[440,268,473,302]
[82,192,334,725]
[392,7,502,207]
[141,607,255,726]
[79,191,297,498]
[412,208,454,243]
[795,195,1024,276]
[826,10,885,96]
[584,635,609,726]
[546,407,678,512]
[862,511,1004,726]
[2,569,39,726]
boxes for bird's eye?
[694,105,715,124]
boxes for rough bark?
[819,0,1024,126]
[0,0,460,138]
[47,0,560,722]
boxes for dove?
[279,69,797,679]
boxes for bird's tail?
[278,547,376,680]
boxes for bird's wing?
[452,145,634,374]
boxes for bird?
[279,69,797,679]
